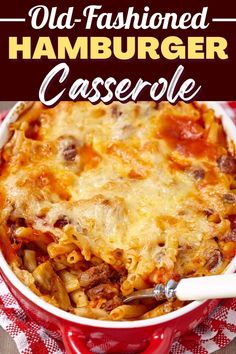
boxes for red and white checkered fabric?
[0,103,236,354]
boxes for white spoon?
[123,274,236,303]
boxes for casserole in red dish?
[0,102,236,353]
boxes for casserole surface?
[0,101,236,321]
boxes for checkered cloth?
[0,103,236,354]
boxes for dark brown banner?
[1,0,236,103]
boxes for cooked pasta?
[0,101,236,320]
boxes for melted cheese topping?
[0,101,236,293]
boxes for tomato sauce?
[157,116,221,159]
[17,229,55,245]
[228,215,236,230]
[80,144,101,170]
[0,228,18,264]
[201,167,219,186]
[37,169,71,201]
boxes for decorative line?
[212,18,236,22]
[0,18,26,22]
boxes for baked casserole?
[0,101,236,320]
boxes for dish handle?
[62,327,174,354]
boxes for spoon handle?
[176,273,236,301]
